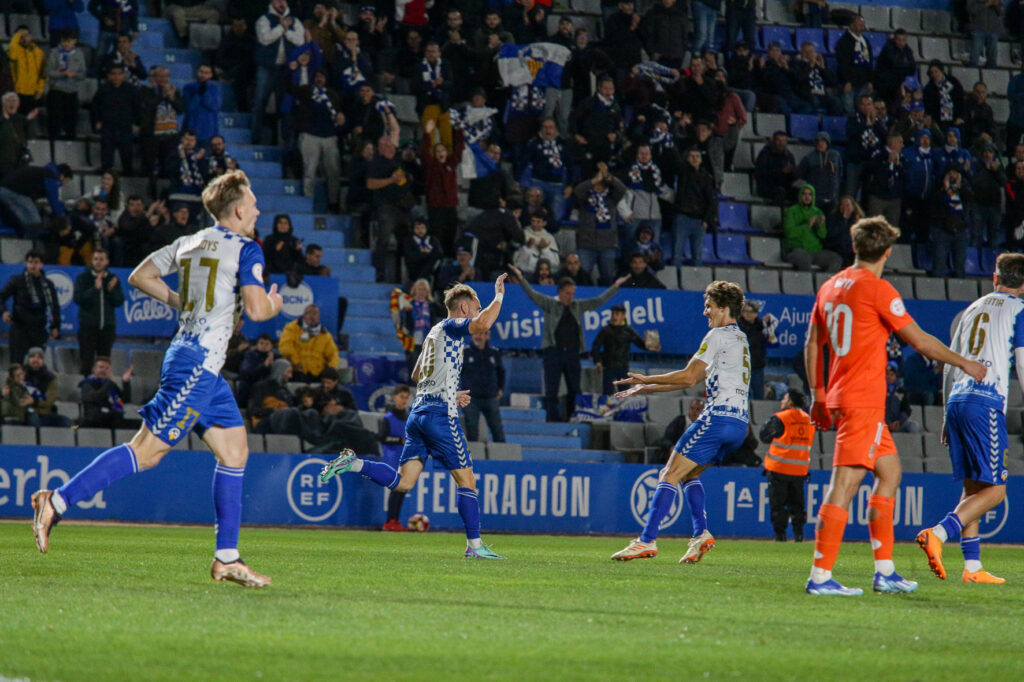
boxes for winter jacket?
[278,319,340,378]
[641,2,689,64]
[935,180,973,233]
[44,46,86,95]
[865,150,905,200]
[901,131,940,199]
[182,80,221,141]
[968,0,1003,34]
[73,267,124,330]
[592,323,646,367]
[874,40,917,98]
[92,81,141,130]
[971,161,1006,206]
[1009,72,1024,126]
[796,145,843,206]
[422,130,463,209]
[675,164,718,224]
[834,30,873,87]
[782,186,827,252]
[7,37,46,98]
[88,0,138,34]
[937,128,975,177]
[573,177,627,250]
[45,0,85,34]
[923,76,965,126]
[754,145,797,199]
[1,163,66,216]
[845,113,886,164]
[518,277,621,351]
[254,3,306,68]
[963,96,996,145]
[790,57,837,103]
[0,269,60,333]
[261,226,304,274]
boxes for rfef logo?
[978,495,1009,540]
[287,457,342,522]
[630,470,683,530]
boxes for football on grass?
[407,513,430,532]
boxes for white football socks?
[933,525,949,542]
[349,458,364,472]
[875,560,895,576]
[51,491,68,515]
[810,567,831,584]
[215,549,240,563]
[468,538,483,549]
[965,559,983,573]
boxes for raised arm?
[509,265,556,310]
[468,274,507,334]
[578,276,628,311]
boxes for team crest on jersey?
[889,298,906,316]
[251,262,263,282]
[168,427,181,441]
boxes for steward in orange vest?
[758,388,815,542]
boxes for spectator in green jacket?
[782,184,843,271]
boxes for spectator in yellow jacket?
[8,27,46,112]
[278,303,339,382]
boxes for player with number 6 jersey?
[30,171,284,587]
[916,252,1024,585]
[804,217,986,596]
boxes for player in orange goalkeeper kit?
[803,217,987,595]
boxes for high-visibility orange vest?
[765,408,815,476]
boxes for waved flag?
[498,42,571,89]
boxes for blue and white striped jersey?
[693,323,750,422]
[149,225,265,373]
[947,291,1024,412]
[411,317,473,418]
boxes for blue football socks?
[56,443,140,510]
[456,487,481,541]
[360,459,400,489]
[683,479,708,536]
[213,464,245,559]
[641,482,677,543]
[939,512,963,543]
[961,536,981,562]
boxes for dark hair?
[257,333,274,342]
[704,280,745,319]
[108,64,124,71]
[57,164,73,179]
[996,253,1024,289]
[611,304,626,313]
[305,243,323,254]
[25,249,45,262]
[182,128,197,137]
[530,208,549,223]
[850,216,900,263]
[392,383,411,396]
[127,194,144,203]
[786,388,806,409]
[893,28,907,36]
[629,251,646,261]
[557,277,577,291]
[274,214,292,229]
[93,247,109,256]
[94,355,111,365]
[320,367,340,381]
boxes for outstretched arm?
[468,274,507,334]
[615,356,708,392]
[897,322,986,382]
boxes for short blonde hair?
[444,283,477,311]
[202,169,251,221]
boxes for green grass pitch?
[2,523,1022,681]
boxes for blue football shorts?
[946,401,1009,484]
[139,343,244,447]
[673,415,749,467]
[400,408,473,471]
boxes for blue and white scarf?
[115,0,135,15]
[421,58,444,99]
[339,46,367,89]
[649,127,675,154]
[56,46,72,73]
[413,235,434,253]
[628,160,663,192]
[450,106,496,143]
[112,50,143,87]
[539,138,563,171]
[937,79,954,122]
[510,85,544,114]
[411,300,432,344]
[587,188,612,227]
[635,60,680,92]
[807,65,824,95]
[178,145,204,189]
[374,97,396,118]
[595,92,615,110]
[850,31,870,66]
[311,85,341,125]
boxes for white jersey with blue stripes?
[149,225,265,374]
[947,290,1024,413]
[412,317,473,418]
[693,323,751,422]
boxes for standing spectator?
[88,0,139,62]
[759,42,812,115]
[1007,161,1024,250]
[556,252,594,287]
[782,185,842,271]
[298,244,332,277]
[800,0,827,26]
[81,197,121,264]
[901,128,939,243]
[739,301,777,400]
[573,162,626,285]
[691,0,719,53]
[509,265,627,421]
[923,62,965,132]
[970,144,1005,247]
[402,218,444,283]
[938,127,975,178]
[85,170,123,220]
[0,163,73,237]
[467,142,516,212]
[164,0,221,42]
[514,210,560,274]
[522,118,570,220]
[165,129,206,196]
[834,15,874,113]
[631,224,664,271]
[45,0,86,46]
[864,133,905,227]
[461,330,506,442]
[92,65,140,174]
[791,41,843,115]
[44,31,86,140]
[844,92,886,196]
[604,1,645,71]
[98,33,146,86]
[436,246,483,290]
[674,147,717,266]
[932,168,972,278]
[79,356,134,429]
[139,66,184,178]
[116,195,151,264]
[262,214,304,274]
[415,42,454,150]
[367,136,413,282]
[641,0,689,69]
[885,362,922,432]
[459,205,524,279]
[216,17,255,112]
[7,27,46,114]
[252,0,305,143]
[626,144,670,246]
[592,303,651,395]
[892,98,941,148]
[182,64,221,145]
[823,196,860,267]
[343,83,399,147]
[23,347,71,426]
[571,76,624,175]
[963,81,996,148]
[72,248,124,374]
[619,252,666,289]
[292,69,344,210]
[1008,62,1024,153]
[797,132,843,211]
[754,131,797,205]
[0,250,60,367]
[968,0,1003,67]
[758,389,814,542]
[278,304,340,382]
[875,30,918,102]
[304,3,346,63]
[335,31,374,95]
[421,119,463,252]
[725,0,757,53]
[0,92,31,179]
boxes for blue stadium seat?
[826,28,845,53]
[344,316,398,335]
[914,244,934,273]
[219,112,252,129]
[964,248,989,277]
[762,25,794,51]
[258,196,313,213]
[219,128,251,145]
[789,114,820,141]
[250,179,302,196]
[715,233,761,265]
[166,63,193,80]
[137,49,202,68]
[333,265,376,281]
[701,236,725,265]
[231,145,283,162]
[821,115,848,142]
[795,28,826,55]
[717,202,759,233]
[243,160,283,178]
[865,32,887,57]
